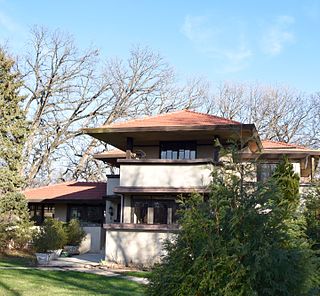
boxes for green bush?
[303,183,320,250]
[33,218,67,253]
[147,157,320,296]
[0,192,34,252]
[65,219,86,246]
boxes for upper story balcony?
[112,159,215,194]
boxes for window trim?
[131,197,177,225]
[159,141,197,160]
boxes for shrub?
[303,183,320,250]
[65,219,86,246]
[0,192,34,252]
[33,218,67,253]
[147,157,320,296]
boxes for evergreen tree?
[147,157,319,296]
[0,48,33,251]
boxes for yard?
[0,254,145,296]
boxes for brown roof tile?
[261,140,308,150]
[101,110,241,128]
[23,182,106,202]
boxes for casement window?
[131,198,177,225]
[28,204,54,225]
[68,205,104,226]
[160,141,197,160]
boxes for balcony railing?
[117,159,215,189]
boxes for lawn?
[0,253,36,267]
[0,254,145,296]
[0,269,145,296]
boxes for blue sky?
[1,0,320,93]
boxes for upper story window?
[160,141,196,160]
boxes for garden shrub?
[33,218,67,252]
[65,219,86,246]
[147,157,320,296]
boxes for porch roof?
[23,182,106,203]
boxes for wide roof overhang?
[83,124,262,152]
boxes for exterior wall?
[120,163,213,187]
[123,196,132,223]
[54,204,67,222]
[133,146,159,159]
[197,145,214,158]
[106,176,120,196]
[82,226,103,253]
[105,229,176,266]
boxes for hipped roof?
[23,182,106,203]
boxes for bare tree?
[19,27,110,186]
[203,82,311,143]
[19,28,209,186]
[70,50,208,180]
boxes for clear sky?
[1,0,320,93]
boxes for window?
[153,201,168,224]
[257,163,278,182]
[133,201,148,224]
[160,141,196,160]
[68,205,103,226]
[132,198,177,224]
[28,204,55,225]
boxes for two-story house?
[83,110,320,266]
[25,110,320,265]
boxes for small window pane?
[154,202,168,224]
[134,201,148,224]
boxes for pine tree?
[147,157,319,296]
[0,48,33,251]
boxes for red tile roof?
[261,140,308,150]
[23,182,106,202]
[102,110,241,128]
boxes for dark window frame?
[159,141,197,160]
[28,203,55,225]
[131,197,178,225]
[67,204,104,226]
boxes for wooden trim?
[117,158,221,165]
[103,223,180,232]
[113,186,209,194]
[106,174,120,179]
[83,124,254,134]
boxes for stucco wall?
[105,229,176,266]
[82,226,103,253]
[106,177,120,196]
[133,146,159,158]
[120,163,213,187]
[54,204,67,222]
[197,145,214,158]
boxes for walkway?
[34,253,148,284]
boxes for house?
[83,110,320,266]
[24,182,106,253]
[24,110,320,265]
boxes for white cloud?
[181,15,252,73]
[261,15,295,56]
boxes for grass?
[0,269,145,296]
[0,252,36,267]
[0,253,145,295]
